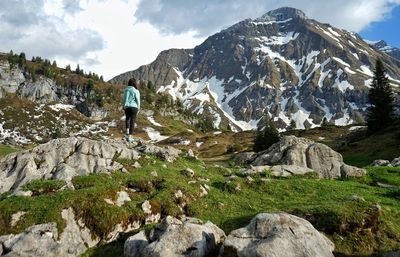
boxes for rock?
[233,152,256,166]
[270,165,315,177]
[174,190,183,198]
[124,216,225,257]
[0,137,140,193]
[370,159,391,167]
[150,171,158,177]
[0,208,99,257]
[221,212,335,257]
[391,157,400,167]
[137,144,181,162]
[124,231,149,257]
[132,161,142,169]
[116,191,131,207]
[252,136,365,179]
[13,190,33,197]
[349,195,365,202]
[200,185,208,196]
[240,165,271,175]
[246,176,254,183]
[104,198,114,205]
[19,78,59,104]
[340,164,367,178]
[10,211,27,227]
[383,250,400,257]
[182,168,195,178]
[141,200,161,224]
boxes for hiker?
[123,78,140,142]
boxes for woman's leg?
[125,108,132,134]
[129,107,138,135]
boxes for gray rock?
[391,157,400,167]
[0,61,26,96]
[0,137,140,193]
[116,191,131,207]
[137,144,181,162]
[233,152,256,166]
[383,250,400,257]
[270,165,315,177]
[252,136,365,179]
[240,165,271,175]
[0,208,99,257]
[221,212,334,257]
[124,216,225,257]
[340,164,367,178]
[182,168,195,178]
[19,78,59,104]
[370,159,391,167]
[124,231,149,257]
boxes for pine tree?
[366,58,395,134]
[253,118,280,152]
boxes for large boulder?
[391,157,400,167]
[0,208,99,257]
[233,152,256,166]
[370,159,391,167]
[221,212,335,257]
[252,136,366,179]
[136,144,181,162]
[0,137,140,193]
[124,216,225,257]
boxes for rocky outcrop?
[0,137,140,193]
[0,60,26,96]
[233,152,256,166]
[370,157,400,167]
[124,216,225,257]
[251,136,365,179]
[221,212,335,257]
[136,144,181,163]
[0,208,99,257]
[18,78,59,103]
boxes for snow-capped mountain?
[111,7,400,131]
[365,40,400,61]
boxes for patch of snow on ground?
[144,127,169,142]
[335,110,353,126]
[358,65,374,77]
[196,142,204,148]
[148,116,162,127]
[256,31,299,45]
[0,122,30,144]
[335,69,354,92]
[332,57,350,67]
[177,140,190,145]
[349,126,366,131]
[49,104,75,112]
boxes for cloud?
[134,0,400,36]
[62,0,84,16]
[0,0,104,62]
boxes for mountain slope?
[111,7,400,131]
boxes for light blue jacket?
[123,86,140,111]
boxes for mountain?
[365,39,400,60]
[111,7,400,131]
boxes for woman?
[123,78,140,142]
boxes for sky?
[0,0,399,80]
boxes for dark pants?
[125,107,138,135]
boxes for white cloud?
[0,0,399,80]
[134,0,400,35]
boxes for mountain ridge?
[111,7,400,131]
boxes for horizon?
[0,0,399,80]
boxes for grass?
[0,144,17,158]
[0,151,399,257]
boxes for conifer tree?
[253,117,280,152]
[366,58,395,134]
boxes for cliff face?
[111,7,400,131]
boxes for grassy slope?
[0,145,17,158]
[0,152,399,257]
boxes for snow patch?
[144,127,169,142]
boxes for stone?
[116,191,131,207]
[150,171,158,177]
[19,78,59,104]
[370,159,391,167]
[132,162,142,169]
[341,164,367,178]
[252,136,365,179]
[200,185,208,196]
[136,144,181,162]
[124,216,225,257]
[240,165,271,175]
[0,137,140,193]
[349,195,365,202]
[141,200,160,224]
[270,165,315,177]
[221,212,335,257]
[10,211,27,227]
[391,157,400,167]
[182,168,195,178]
[383,250,400,257]
[174,190,183,198]
[233,152,256,166]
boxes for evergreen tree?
[65,64,71,71]
[366,58,395,134]
[253,118,280,152]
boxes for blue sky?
[360,4,400,47]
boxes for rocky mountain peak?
[259,7,307,21]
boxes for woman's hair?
[128,78,138,89]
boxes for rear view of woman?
[123,78,140,142]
